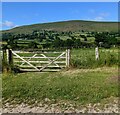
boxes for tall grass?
[71,48,118,69]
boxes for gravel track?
[2,98,119,113]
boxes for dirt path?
[2,98,119,113]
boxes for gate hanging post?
[8,49,14,71]
[9,49,13,65]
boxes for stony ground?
[2,97,119,113]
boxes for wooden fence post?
[95,47,99,60]
[66,49,70,67]
[2,49,7,73]
[2,49,13,73]
[9,49,13,65]
[7,49,14,71]
[66,49,68,67]
[6,49,9,64]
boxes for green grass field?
[2,67,118,107]
[71,48,118,69]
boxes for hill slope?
[2,20,118,34]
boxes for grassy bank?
[71,48,118,69]
[2,67,118,106]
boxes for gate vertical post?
[8,49,13,71]
[66,49,70,67]
[66,49,68,67]
[6,49,9,64]
[9,49,13,65]
[68,49,70,67]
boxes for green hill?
[2,20,118,34]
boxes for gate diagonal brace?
[40,54,60,68]
[12,51,40,71]
[20,54,37,66]
[39,52,66,72]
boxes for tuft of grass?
[2,67,118,106]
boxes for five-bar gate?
[7,49,70,72]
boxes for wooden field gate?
[7,49,70,72]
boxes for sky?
[1,2,118,30]
[1,0,119,2]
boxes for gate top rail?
[13,51,65,54]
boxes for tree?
[74,39,81,48]
[53,37,63,48]
[95,32,117,48]
[28,41,38,48]
[80,35,87,41]
[65,39,74,48]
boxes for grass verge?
[2,67,118,106]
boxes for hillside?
[2,20,118,34]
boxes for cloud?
[2,20,17,28]
[94,16,104,21]
[99,12,109,17]
[94,12,110,21]
[88,9,110,21]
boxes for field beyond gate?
[10,49,70,72]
